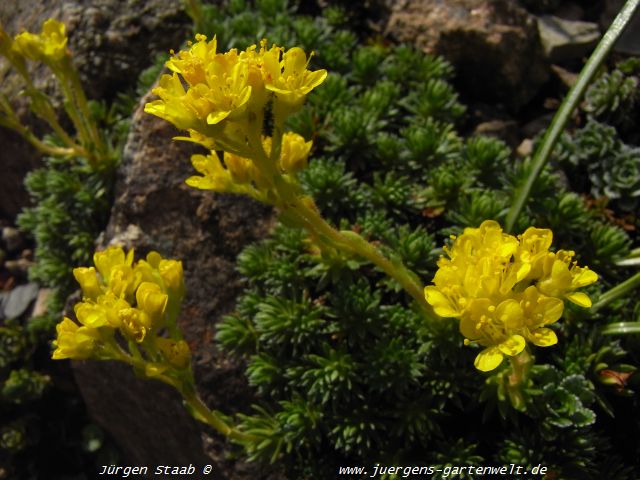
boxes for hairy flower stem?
[504,0,640,233]
[5,120,76,157]
[250,143,434,318]
[65,64,109,159]
[506,349,532,411]
[182,391,256,443]
[592,271,640,312]
[253,141,436,319]
[113,343,254,442]
[292,195,434,318]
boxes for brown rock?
[0,0,190,99]
[384,0,549,110]
[72,94,278,478]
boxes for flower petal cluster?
[185,132,312,195]
[144,35,326,141]
[12,19,68,67]
[424,220,598,372]
[53,246,187,365]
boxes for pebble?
[4,258,32,278]
[1,227,23,253]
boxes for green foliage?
[207,2,640,478]
[585,59,640,139]
[555,119,640,212]
[17,157,111,298]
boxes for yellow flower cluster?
[144,35,326,150]
[424,221,598,372]
[143,34,325,207]
[186,132,312,193]
[53,246,189,372]
[9,19,69,68]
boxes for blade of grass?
[505,0,640,233]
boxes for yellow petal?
[495,299,523,329]
[424,287,460,317]
[529,328,558,347]
[542,296,564,324]
[474,347,504,371]
[497,334,526,356]
[73,267,102,300]
[566,291,592,308]
[206,110,231,125]
[572,268,598,288]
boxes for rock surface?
[72,94,278,478]
[384,0,549,110]
[537,15,600,62]
[0,0,191,219]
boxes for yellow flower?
[93,246,133,285]
[144,36,325,147]
[185,152,232,191]
[144,73,199,131]
[74,302,109,328]
[95,292,130,329]
[460,298,527,371]
[13,19,68,66]
[52,317,100,360]
[263,46,327,107]
[73,266,102,300]
[166,34,217,85]
[425,220,598,371]
[156,338,191,369]
[518,286,563,346]
[54,248,188,360]
[136,282,168,326]
[224,151,258,185]
[279,132,312,173]
[1,23,28,75]
[158,258,185,300]
[537,250,599,307]
[145,36,253,130]
[119,307,152,343]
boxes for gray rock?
[1,226,23,253]
[1,282,39,319]
[72,93,280,479]
[537,15,601,63]
[384,0,549,110]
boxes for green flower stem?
[291,195,435,318]
[110,341,254,442]
[18,82,87,154]
[592,271,640,311]
[504,0,640,233]
[1,118,76,157]
[54,71,93,151]
[182,391,256,443]
[65,63,109,159]
[248,130,434,318]
[506,349,533,411]
[52,59,109,166]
